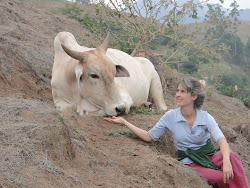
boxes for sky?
[208,0,250,9]
[67,0,250,10]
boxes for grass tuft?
[107,128,133,136]
[130,107,162,115]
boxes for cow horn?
[99,32,111,52]
[61,44,85,62]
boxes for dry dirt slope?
[0,1,249,187]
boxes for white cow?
[51,31,167,116]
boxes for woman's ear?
[192,95,198,101]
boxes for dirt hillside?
[0,1,249,188]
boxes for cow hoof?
[79,110,88,116]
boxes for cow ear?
[61,44,86,62]
[75,65,84,88]
[115,65,130,77]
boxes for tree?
[203,2,244,65]
[245,37,250,72]
[95,0,220,56]
[92,0,239,73]
[221,33,245,66]
[60,0,239,72]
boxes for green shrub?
[240,94,250,108]
[219,86,237,97]
[60,3,84,21]
[217,71,249,107]
[220,71,246,88]
[130,107,162,115]
[180,61,198,74]
[60,3,102,33]
[107,128,133,136]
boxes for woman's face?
[175,84,196,108]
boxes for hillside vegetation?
[0,0,249,187]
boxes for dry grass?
[0,0,249,187]
[0,97,79,187]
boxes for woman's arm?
[104,116,152,142]
[206,113,234,183]
[218,138,234,184]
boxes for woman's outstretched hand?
[104,116,152,142]
[103,116,126,125]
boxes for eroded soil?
[0,1,249,187]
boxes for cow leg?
[51,88,75,112]
[54,99,74,112]
[149,72,168,111]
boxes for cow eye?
[90,74,99,79]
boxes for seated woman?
[104,78,249,188]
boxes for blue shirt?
[148,107,225,164]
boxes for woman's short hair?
[178,78,206,109]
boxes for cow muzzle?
[115,105,126,116]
